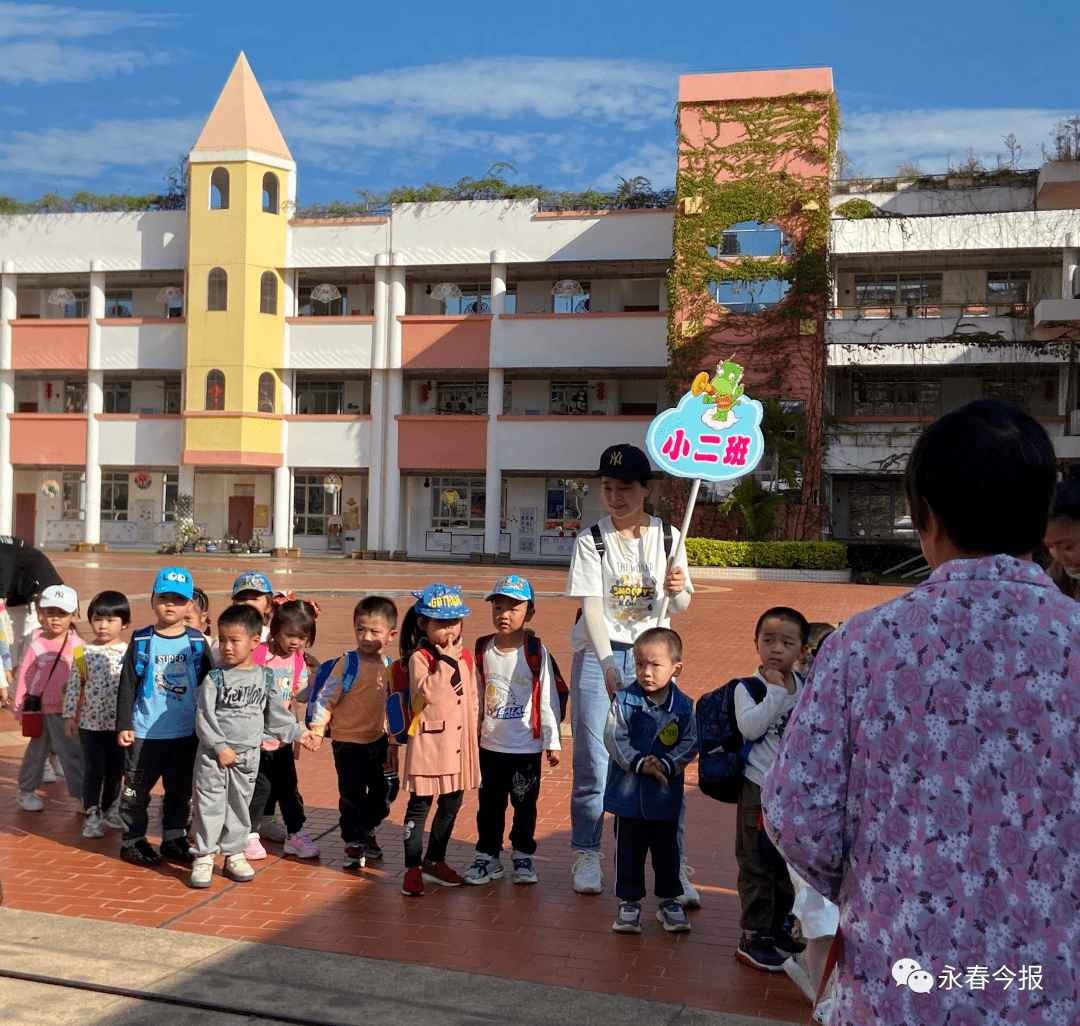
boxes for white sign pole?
[656,476,701,626]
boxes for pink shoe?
[283,828,320,858]
[244,832,267,860]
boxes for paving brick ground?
[0,552,908,1022]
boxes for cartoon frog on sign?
[692,359,745,425]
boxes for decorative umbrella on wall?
[156,286,184,315]
[47,288,76,310]
[430,283,462,303]
[552,279,588,312]
[310,283,342,311]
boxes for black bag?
[695,676,766,803]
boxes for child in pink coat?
[399,584,479,897]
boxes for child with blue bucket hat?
[398,583,479,896]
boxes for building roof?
[190,52,293,162]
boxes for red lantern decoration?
[45,382,53,399]
[595,381,606,401]
[420,383,431,402]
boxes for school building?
[0,56,1078,556]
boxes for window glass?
[850,375,941,417]
[260,272,277,315]
[104,380,131,413]
[553,283,590,314]
[430,477,484,529]
[707,220,792,258]
[64,381,88,413]
[709,277,791,313]
[208,268,227,311]
[258,372,275,414]
[848,479,912,539]
[986,270,1031,305]
[297,288,345,316]
[293,473,339,535]
[295,380,343,415]
[205,369,225,411]
[101,471,129,521]
[437,381,487,415]
[62,471,85,520]
[545,478,584,529]
[64,292,89,318]
[162,473,178,522]
[163,378,182,414]
[549,381,589,415]
[104,290,133,317]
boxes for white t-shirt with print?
[566,516,693,651]
[479,639,562,755]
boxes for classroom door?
[15,494,35,544]
[228,496,254,542]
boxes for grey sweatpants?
[191,745,259,857]
[18,713,84,797]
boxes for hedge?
[684,539,848,570]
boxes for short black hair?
[87,590,131,625]
[191,587,209,614]
[903,399,1055,555]
[270,599,318,645]
[807,622,835,654]
[354,595,398,629]
[755,606,810,645]
[634,626,682,661]
[1050,464,1080,523]
[217,603,264,636]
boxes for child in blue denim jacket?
[603,627,697,935]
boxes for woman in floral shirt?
[764,400,1080,1026]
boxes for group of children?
[9,556,833,965]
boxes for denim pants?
[569,643,634,852]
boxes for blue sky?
[1,0,1076,205]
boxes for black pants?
[249,746,306,835]
[80,728,124,814]
[476,748,541,857]
[404,790,463,868]
[613,815,681,903]
[120,734,198,845]
[332,737,389,845]
[736,777,795,933]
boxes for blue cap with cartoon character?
[412,583,471,619]
[232,572,272,597]
[152,566,194,600]
[485,575,534,605]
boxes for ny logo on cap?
[609,451,623,465]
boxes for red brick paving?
[0,552,907,1022]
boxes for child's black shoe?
[160,836,195,864]
[120,839,162,867]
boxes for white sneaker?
[103,802,124,830]
[190,854,215,889]
[463,853,503,885]
[16,789,44,811]
[82,806,104,838]
[260,816,288,842]
[224,853,255,882]
[41,764,57,783]
[48,755,64,778]
[572,850,603,894]
[677,859,701,908]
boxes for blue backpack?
[130,625,208,696]
[695,676,767,803]
[306,651,392,731]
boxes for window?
[101,471,129,521]
[848,479,912,539]
[262,172,279,214]
[104,380,131,413]
[430,477,486,529]
[707,221,792,258]
[545,479,584,529]
[437,381,487,415]
[260,271,277,315]
[297,287,345,316]
[435,285,517,315]
[64,292,89,318]
[62,471,84,520]
[207,268,227,311]
[848,375,941,417]
[205,369,225,411]
[258,372,275,414]
[709,277,791,313]
[293,474,339,536]
[987,271,1031,305]
[103,290,133,318]
[64,381,87,413]
[549,381,589,415]
[295,379,343,415]
[554,283,589,314]
[162,377,182,414]
[854,273,942,308]
[210,167,229,209]
[165,295,184,318]
[162,473,178,522]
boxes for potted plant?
[174,494,198,551]
[249,531,264,554]
[205,539,219,552]
[226,534,243,553]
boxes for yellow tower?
[182,52,292,470]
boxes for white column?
[83,264,104,544]
[0,262,16,535]
[485,251,506,556]
[274,369,293,550]
[383,262,406,554]
[368,257,390,550]
[1063,239,1079,300]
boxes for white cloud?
[841,107,1072,176]
[0,1,172,39]
[595,141,675,190]
[268,56,678,126]
[0,116,202,177]
[0,40,175,83]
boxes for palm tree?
[760,397,808,494]
[718,478,788,541]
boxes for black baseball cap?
[597,444,653,482]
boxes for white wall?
[288,222,389,269]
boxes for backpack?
[205,665,275,698]
[695,676,767,803]
[386,644,475,744]
[473,631,569,739]
[306,650,392,731]
[589,521,673,560]
[130,625,207,698]
[254,642,305,703]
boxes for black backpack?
[695,676,767,803]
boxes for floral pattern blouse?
[763,555,1080,1026]
[62,641,127,731]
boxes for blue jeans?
[570,643,634,852]
[569,644,688,864]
